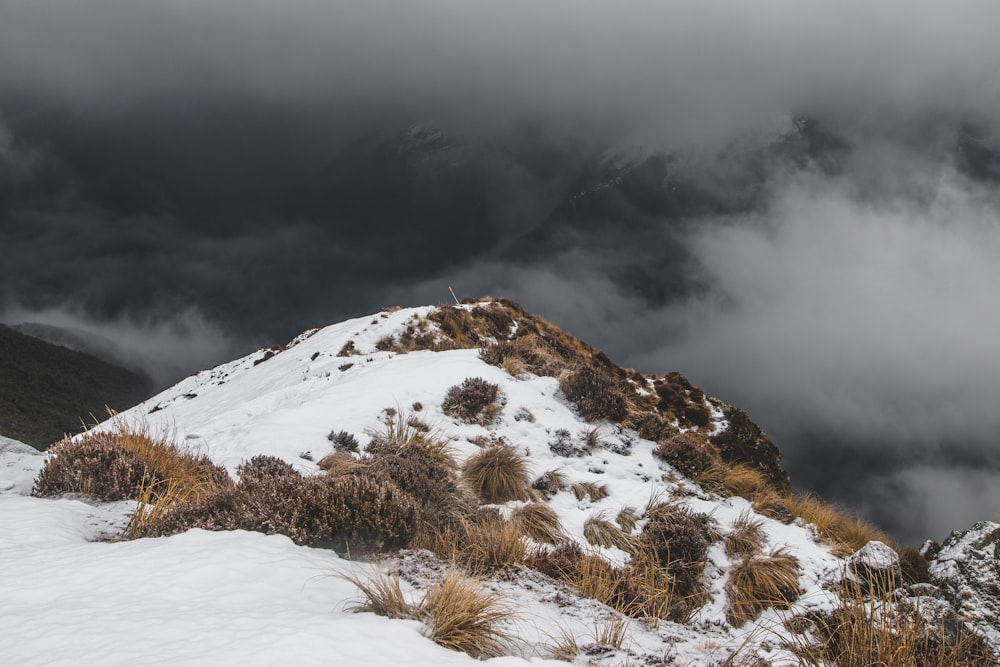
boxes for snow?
[0,304,937,665]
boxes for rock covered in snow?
[846,540,902,591]
[927,521,1000,655]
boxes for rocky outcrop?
[926,521,1000,656]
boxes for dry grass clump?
[344,570,413,619]
[725,511,767,559]
[442,377,505,425]
[419,569,516,659]
[559,366,629,422]
[654,432,719,479]
[532,468,567,498]
[571,480,610,502]
[722,464,769,499]
[462,445,530,503]
[346,568,517,659]
[593,614,630,650]
[786,494,889,557]
[365,409,454,466]
[542,626,580,662]
[317,450,361,476]
[512,502,563,544]
[725,547,802,626]
[584,512,636,551]
[789,577,994,666]
[751,488,794,523]
[694,461,728,494]
[422,513,527,571]
[34,421,229,506]
[616,506,639,532]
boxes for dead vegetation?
[725,547,802,626]
[345,567,516,659]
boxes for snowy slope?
[2,302,990,666]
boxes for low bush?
[442,377,504,425]
[898,546,931,585]
[139,473,418,555]
[35,436,162,501]
[559,366,629,422]
[34,423,229,503]
[710,406,790,492]
[548,429,582,457]
[367,444,471,536]
[525,541,585,581]
[327,430,360,452]
[462,445,530,503]
[237,455,299,483]
[637,504,710,618]
[654,433,718,479]
[725,548,802,626]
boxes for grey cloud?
[2,1,1000,140]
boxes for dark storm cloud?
[2,1,1000,139]
[4,0,1000,543]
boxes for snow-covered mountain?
[2,300,996,666]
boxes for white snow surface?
[2,304,861,666]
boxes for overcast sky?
[3,0,1000,544]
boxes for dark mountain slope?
[0,325,153,448]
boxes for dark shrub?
[140,473,418,554]
[638,506,710,613]
[654,433,719,478]
[328,430,360,453]
[710,406,790,492]
[525,541,585,581]
[237,455,300,483]
[559,366,629,422]
[367,444,470,531]
[375,335,397,351]
[531,469,567,498]
[34,436,162,501]
[627,413,679,443]
[478,341,515,368]
[899,546,931,585]
[548,429,582,457]
[470,305,514,339]
[442,377,504,425]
